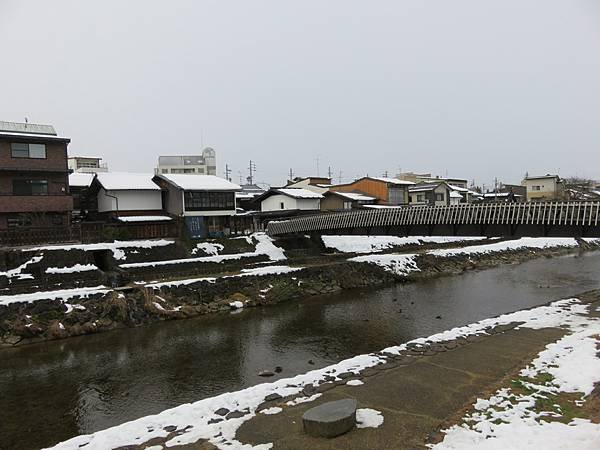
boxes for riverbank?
[1,235,599,347]
[45,290,600,450]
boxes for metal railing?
[266,201,600,236]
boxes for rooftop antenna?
[338,170,343,184]
[248,160,257,185]
[289,168,294,181]
[327,166,333,179]
[224,164,232,182]
[238,171,243,184]
[24,117,28,128]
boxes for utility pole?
[327,166,332,179]
[383,170,389,177]
[248,160,257,185]
[238,171,243,184]
[224,164,232,182]
[338,170,343,184]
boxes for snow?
[449,191,463,198]
[46,264,98,274]
[229,301,244,309]
[328,192,376,201]
[68,172,94,187]
[275,188,323,199]
[428,238,579,257]
[260,407,282,415]
[322,235,482,254]
[433,312,600,450]
[46,299,595,450]
[28,239,174,260]
[145,266,303,289]
[356,408,384,429]
[158,174,241,191]
[122,233,285,268]
[350,253,420,276]
[0,286,110,306]
[346,379,364,386]
[192,242,225,256]
[116,216,172,222]
[95,172,160,191]
[0,256,43,281]
[372,177,415,185]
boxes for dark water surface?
[2,252,600,449]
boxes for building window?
[531,186,541,191]
[388,187,404,205]
[51,214,64,226]
[417,194,425,202]
[161,169,169,173]
[7,215,33,228]
[280,202,285,209]
[11,143,46,159]
[343,201,352,209]
[12,179,49,195]
[184,191,235,211]
[435,193,444,201]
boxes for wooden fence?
[0,219,182,248]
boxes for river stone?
[302,398,357,438]
[264,393,283,402]
[214,408,230,416]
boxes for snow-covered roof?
[362,204,402,209]
[0,130,70,141]
[116,216,173,222]
[0,121,56,135]
[372,177,415,185]
[449,191,463,198]
[69,172,95,187]
[329,191,376,201]
[95,172,160,191]
[409,183,439,192]
[158,174,241,191]
[275,188,323,199]
[482,192,523,198]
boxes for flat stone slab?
[302,398,357,438]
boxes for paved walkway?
[224,290,600,450]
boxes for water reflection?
[1,252,599,450]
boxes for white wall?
[98,188,162,212]
[261,194,320,212]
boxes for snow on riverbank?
[45,298,596,450]
[121,233,285,268]
[428,237,580,257]
[322,235,483,254]
[432,310,600,449]
[0,256,43,281]
[192,242,225,256]
[145,265,303,289]
[349,237,589,275]
[27,240,174,260]
[0,286,110,306]
[45,264,98,274]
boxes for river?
[1,251,600,449]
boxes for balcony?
[0,195,73,213]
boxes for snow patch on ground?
[121,233,285,268]
[46,299,595,450]
[346,379,364,386]
[0,255,43,281]
[145,266,303,290]
[322,235,482,254]
[260,407,282,415]
[0,286,110,306]
[45,264,98,274]
[229,301,244,309]
[349,253,420,276]
[27,240,174,260]
[192,242,225,256]
[432,303,600,450]
[428,237,579,258]
[356,408,384,429]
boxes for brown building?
[330,177,413,205]
[0,121,73,230]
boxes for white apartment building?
[155,147,216,175]
[68,156,108,173]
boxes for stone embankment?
[1,235,598,347]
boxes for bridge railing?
[266,201,600,236]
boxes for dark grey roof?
[0,121,56,135]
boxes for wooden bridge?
[266,201,600,238]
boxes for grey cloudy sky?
[1,0,599,189]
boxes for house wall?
[332,179,389,203]
[433,184,449,206]
[320,195,345,211]
[97,188,163,213]
[523,178,563,201]
[261,194,320,212]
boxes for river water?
[2,252,600,449]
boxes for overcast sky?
[1,0,599,189]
